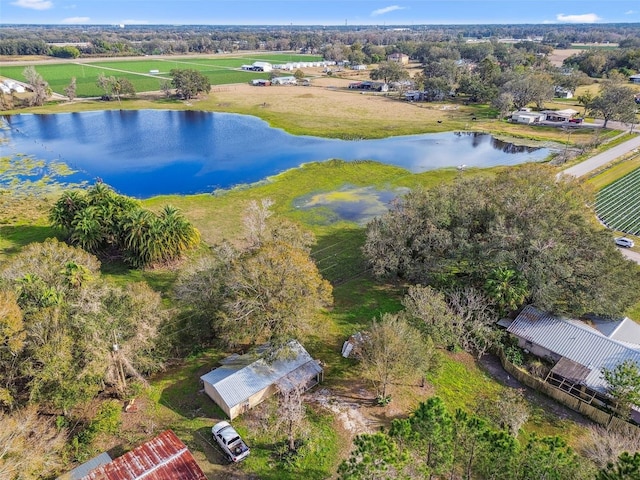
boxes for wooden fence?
[498,351,639,433]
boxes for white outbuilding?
[252,61,273,72]
[200,340,323,419]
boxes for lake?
[1,110,551,198]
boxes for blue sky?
[1,0,639,25]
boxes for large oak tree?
[363,165,640,317]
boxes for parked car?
[568,117,583,124]
[615,237,635,248]
[212,421,250,462]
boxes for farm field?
[595,166,640,236]
[0,53,323,97]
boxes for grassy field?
[0,53,322,97]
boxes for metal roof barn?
[200,340,322,419]
[78,430,206,480]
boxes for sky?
[1,0,639,26]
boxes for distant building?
[200,340,323,420]
[351,64,367,71]
[252,61,273,72]
[554,86,574,99]
[542,108,579,122]
[387,53,409,64]
[630,74,640,84]
[271,76,297,85]
[510,109,545,124]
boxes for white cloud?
[625,10,636,15]
[62,16,90,24]
[556,13,601,23]
[11,0,52,10]
[371,5,405,17]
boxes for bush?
[504,345,525,366]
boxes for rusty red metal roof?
[80,430,207,480]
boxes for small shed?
[511,110,545,124]
[554,86,574,99]
[200,340,323,419]
[387,53,409,64]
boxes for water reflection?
[1,111,551,198]
[454,131,539,153]
[294,185,410,226]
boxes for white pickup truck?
[211,421,250,463]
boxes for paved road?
[560,133,640,178]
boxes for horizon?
[1,0,639,26]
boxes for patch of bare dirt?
[548,49,584,67]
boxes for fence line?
[498,351,640,433]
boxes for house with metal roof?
[200,340,323,419]
[76,430,206,480]
[506,305,640,418]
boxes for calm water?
[1,110,550,198]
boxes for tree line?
[339,396,640,480]
[1,23,639,57]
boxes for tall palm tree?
[159,205,200,260]
[120,209,156,267]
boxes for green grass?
[0,54,323,97]
[428,352,502,413]
[587,156,640,190]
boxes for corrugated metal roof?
[508,305,640,392]
[200,340,320,409]
[79,430,206,480]
[57,452,112,480]
[592,317,640,346]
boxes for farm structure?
[348,81,388,92]
[508,108,579,124]
[271,76,297,85]
[554,86,574,98]
[505,305,640,422]
[387,53,410,64]
[272,60,335,70]
[595,166,640,236]
[630,74,640,84]
[66,430,207,480]
[200,340,323,420]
